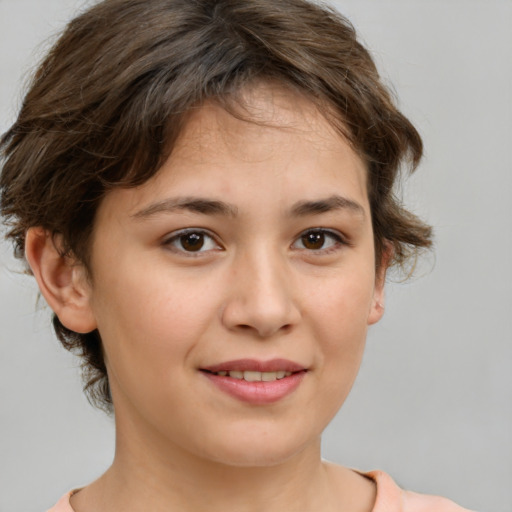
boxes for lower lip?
[202,371,306,404]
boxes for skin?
[26,83,387,512]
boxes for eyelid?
[292,228,348,253]
[162,228,223,255]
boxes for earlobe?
[25,227,97,334]
[367,243,393,326]
[367,297,385,326]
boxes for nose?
[221,248,301,338]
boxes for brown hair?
[0,0,432,410]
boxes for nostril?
[243,322,294,337]
[221,294,300,337]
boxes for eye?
[292,229,345,252]
[164,229,221,254]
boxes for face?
[85,84,386,467]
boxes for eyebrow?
[291,195,366,218]
[132,197,239,219]
[131,194,365,220]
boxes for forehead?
[175,84,354,163]
[96,83,369,222]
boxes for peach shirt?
[47,470,474,511]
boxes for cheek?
[89,261,221,379]
[292,285,371,437]
[315,297,369,370]
[308,269,375,334]
[305,272,374,389]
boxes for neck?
[110,433,329,512]
[70,408,375,512]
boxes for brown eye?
[179,232,205,251]
[293,229,344,253]
[301,231,325,250]
[165,230,219,254]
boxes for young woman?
[0,0,473,510]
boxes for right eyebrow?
[131,196,239,220]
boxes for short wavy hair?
[0,0,432,410]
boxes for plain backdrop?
[0,1,511,511]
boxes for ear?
[367,243,393,326]
[25,227,97,333]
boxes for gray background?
[0,1,511,511]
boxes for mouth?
[201,369,294,382]
[200,359,307,404]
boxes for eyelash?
[163,228,222,256]
[162,228,347,256]
[291,228,347,254]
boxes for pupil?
[303,232,324,250]
[181,233,204,251]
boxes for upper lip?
[201,358,306,373]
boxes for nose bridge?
[246,244,288,303]
[221,241,300,337]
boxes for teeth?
[244,371,262,382]
[214,370,293,381]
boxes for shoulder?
[46,491,76,512]
[365,470,476,512]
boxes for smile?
[206,370,293,381]
[200,359,307,404]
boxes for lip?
[200,359,307,405]
[201,358,305,373]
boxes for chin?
[196,426,319,468]
[210,448,304,468]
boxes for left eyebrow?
[131,196,239,220]
[290,195,366,218]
